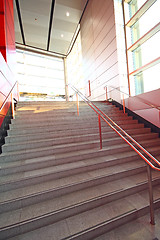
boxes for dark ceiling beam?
[15,0,26,45]
[66,0,90,56]
[47,0,55,51]
[16,42,66,58]
[79,0,90,24]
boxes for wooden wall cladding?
[80,0,119,100]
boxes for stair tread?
[0,100,160,240]
[0,159,145,185]
[4,189,160,240]
[0,149,139,169]
[0,158,154,204]
[1,137,160,157]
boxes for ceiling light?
[66,12,70,17]
[61,34,64,38]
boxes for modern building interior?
[0,0,160,239]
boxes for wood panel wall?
[80,0,120,101]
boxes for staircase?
[0,101,160,240]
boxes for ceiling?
[14,0,88,57]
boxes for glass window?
[125,0,159,96]
[16,50,65,98]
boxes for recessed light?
[66,12,70,17]
[61,34,64,38]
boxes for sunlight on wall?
[66,32,85,99]
[16,50,65,100]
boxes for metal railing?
[69,83,160,225]
[105,85,160,110]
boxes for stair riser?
[6,128,151,142]
[5,131,118,144]
[15,107,117,117]
[14,111,127,120]
[2,137,126,153]
[0,141,134,163]
[12,114,132,125]
[1,141,100,160]
[10,119,138,129]
[12,112,130,125]
[3,134,159,153]
[0,150,141,177]
[4,131,158,146]
[0,166,146,214]
[15,104,116,111]
[2,141,159,165]
[7,125,108,137]
[0,180,154,240]
[0,159,145,193]
[7,124,144,136]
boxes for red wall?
[0,0,16,127]
[125,89,160,128]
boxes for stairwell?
[0,100,160,240]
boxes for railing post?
[98,115,102,149]
[147,164,155,225]
[123,94,125,114]
[76,93,79,116]
[106,87,108,101]
[17,82,19,101]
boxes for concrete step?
[0,157,145,191]
[2,135,124,153]
[1,100,159,240]
[11,117,138,130]
[2,132,160,154]
[0,148,143,176]
[14,105,115,115]
[12,112,132,124]
[4,131,158,152]
[1,159,160,215]
[6,125,152,141]
[0,140,133,162]
[7,122,145,137]
[1,186,160,240]
[2,135,159,163]
[14,109,128,119]
[10,117,138,129]
[1,137,160,166]
[94,207,160,240]
[1,144,160,177]
[5,128,157,145]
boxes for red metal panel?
[0,0,16,127]
[0,53,14,86]
[0,92,6,108]
[0,0,5,11]
[135,108,160,128]
[0,71,12,97]
[0,98,11,117]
